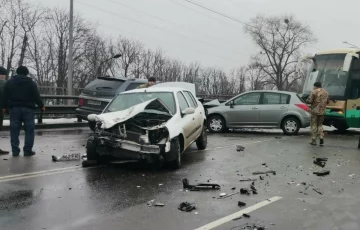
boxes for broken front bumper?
[95,136,162,154]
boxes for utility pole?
[67,0,74,99]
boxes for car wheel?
[281,117,300,135]
[196,125,207,150]
[86,136,98,161]
[165,137,181,170]
[88,122,96,132]
[208,115,226,133]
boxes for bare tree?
[244,15,317,90]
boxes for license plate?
[87,100,101,106]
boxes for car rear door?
[258,93,290,126]
[226,92,261,126]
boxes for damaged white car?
[86,83,207,169]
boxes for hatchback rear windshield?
[297,94,306,103]
[86,78,124,91]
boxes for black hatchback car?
[76,77,147,130]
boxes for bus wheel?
[335,125,349,134]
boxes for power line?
[104,0,241,48]
[75,0,245,56]
[181,0,252,27]
[95,22,240,62]
[168,0,238,28]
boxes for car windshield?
[302,54,348,98]
[105,92,176,114]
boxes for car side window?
[263,93,290,104]
[280,94,290,104]
[234,93,261,105]
[126,83,142,91]
[183,91,197,108]
[177,92,190,111]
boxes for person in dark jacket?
[1,66,45,156]
[0,66,9,154]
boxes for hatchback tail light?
[78,98,84,107]
[295,103,309,112]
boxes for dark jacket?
[1,75,44,109]
[0,79,5,106]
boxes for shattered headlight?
[148,128,169,144]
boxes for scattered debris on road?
[259,176,264,180]
[182,178,220,190]
[252,170,276,176]
[236,145,245,152]
[313,157,327,168]
[231,187,236,190]
[154,203,165,207]
[240,178,257,182]
[178,202,196,212]
[275,136,282,139]
[238,201,246,207]
[240,188,251,195]
[52,153,81,162]
[242,213,251,218]
[313,170,330,176]
[313,188,323,195]
[218,192,240,199]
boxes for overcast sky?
[27,0,360,71]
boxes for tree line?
[0,0,316,96]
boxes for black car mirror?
[230,101,234,108]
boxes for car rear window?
[263,93,290,104]
[86,78,124,90]
[297,94,307,103]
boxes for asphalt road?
[1,128,360,230]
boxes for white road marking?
[187,139,271,153]
[0,165,102,183]
[194,196,282,230]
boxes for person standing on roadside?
[137,77,156,89]
[307,82,329,146]
[1,66,45,156]
[0,66,9,155]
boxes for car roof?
[121,87,189,94]
[245,90,298,95]
[316,48,360,55]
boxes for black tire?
[165,137,181,170]
[335,125,349,134]
[88,122,96,132]
[196,125,207,150]
[281,117,300,135]
[86,137,98,161]
[207,115,226,133]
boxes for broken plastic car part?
[182,178,220,190]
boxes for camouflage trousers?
[310,115,325,140]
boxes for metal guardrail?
[4,95,227,125]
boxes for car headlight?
[149,128,169,144]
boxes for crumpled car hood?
[203,99,221,108]
[89,99,172,129]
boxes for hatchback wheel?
[281,117,300,135]
[207,115,226,133]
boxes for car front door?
[259,93,290,126]
[177,92,196,147]
[226,92,261,127]
[183,91,203,137]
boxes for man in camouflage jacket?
[307,82,329,146]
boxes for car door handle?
[280,106,286,109]
[252,107,258,110]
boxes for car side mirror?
[87,114,97,121]
[182,107,195,116]
[343,52,359,72]
[229,101,234,109]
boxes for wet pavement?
[1,128,360,230]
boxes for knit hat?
[16,66,29,75]
[0,66,7,75]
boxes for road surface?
[1,128,360,230]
